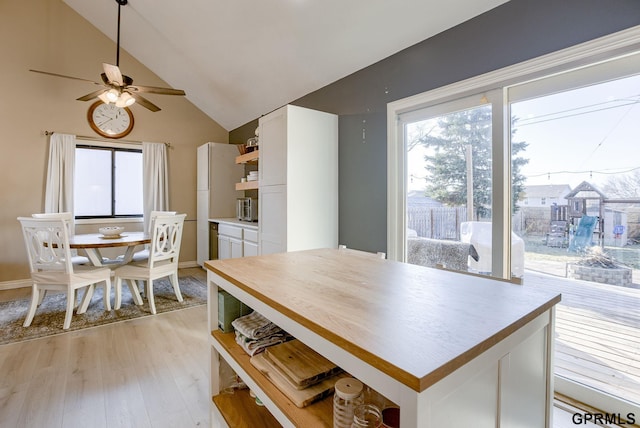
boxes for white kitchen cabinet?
[258,105,338,255]
[218,223,244,260]
[258,185,286,254]
[215,220,259,260]
[242,240,258,257]
[230,238,243,259]
[217,235,231,260]
[218,235,243,260]
[242,228,259,257]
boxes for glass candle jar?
[333,378,364,428]
[351,403,383,428]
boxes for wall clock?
[87,101,134,139]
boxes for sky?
[407,72,640,194]
[512,73,640,189]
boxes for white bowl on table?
[99,226,124,237]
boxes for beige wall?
[0,0,229,281]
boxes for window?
[402,95,496,273]
[74,145,143,218]
[541,197,546,205]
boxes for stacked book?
[250,339,346,408]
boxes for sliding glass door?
[388,31,640,417]
[508,55,640,415]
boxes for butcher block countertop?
[204,248,561,393]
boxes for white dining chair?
[127,210,177,263]
[113,213,186,314]
[32,212,90,265]
[18,216,113,329]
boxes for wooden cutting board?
[250,353,346,408]
[264,339,341,389]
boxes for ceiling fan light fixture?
[106,88,119,103]
[29,0,184,112]
[115,92,135,107]
[97,92,111,104]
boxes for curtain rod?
[43,131,171,147]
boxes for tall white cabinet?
[258,105,339,255]
[197,143,245,266]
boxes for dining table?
[68,231,151,267]
[70,231,150,309]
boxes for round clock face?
[87,101,134,139]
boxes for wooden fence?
[407,206,467,240]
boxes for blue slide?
[568,215,597,252]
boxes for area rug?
[0,275,207,345]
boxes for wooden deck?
[524,270,640,406]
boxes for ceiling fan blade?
[129,92,161,112]
[29,69,103,86]
[77,89,107,102]
[128,85,186,96]
[103,63,124,86]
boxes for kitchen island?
[205,248,561,427]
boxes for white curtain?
[45,133,76,216]
[143,142,169,232]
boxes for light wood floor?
[0,267,210,428]
[0,267,614,427]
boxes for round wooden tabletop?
[68,232,150,249]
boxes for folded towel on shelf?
[235,330,291,356]
[232,311,281,340]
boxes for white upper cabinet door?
[258,107,287,187]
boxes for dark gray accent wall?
[229,0,640,254]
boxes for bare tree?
[407,122,437,152]
[601,170,640,199]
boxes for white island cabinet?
[205,248,561,428]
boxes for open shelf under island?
[205,248,561,427]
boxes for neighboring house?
[407,190,443,208]
[518,184,572,207]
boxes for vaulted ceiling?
[63,0,509,131]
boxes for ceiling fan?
[29,0,185,112]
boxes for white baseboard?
[1,261,201,292]
[0,279,31,291]
[178,260,201,269]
